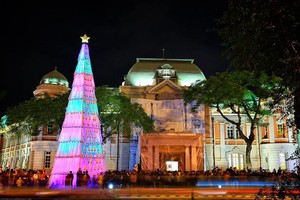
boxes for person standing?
[65,171,74,187]
[97,172,104,189]
[76,168,83,187]
[16,177,23,187]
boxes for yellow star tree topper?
[80,34,90,43]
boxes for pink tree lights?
[49,34,105,188]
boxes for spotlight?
[108,183,114,189]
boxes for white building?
[1,59,298,173]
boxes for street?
[0,186,261,199]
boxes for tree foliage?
[4,85,153,142]
[184,70,282,167]
[96,86,154,143]
[5,93,68,136]
[216,0,300,129]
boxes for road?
[0,186,261,199]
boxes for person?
[277,167,282,175]
[97,172,104,189]
[65,171,74,187]
[76,168,83,187]
[32,171,39,187]
[82,170,90,187]
[134,164,139,172]
[16,177,23,187]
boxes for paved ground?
[0,186,260,199]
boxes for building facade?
[0,67,69,172]
[0,58,298,173]
[119,58,207,171]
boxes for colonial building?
[0,58,298,173]
[210,110,298,171]
[120,58,207,171]
[0,67,70,172]
[120,58,298,172]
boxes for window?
[227,125,234,139]
[278,124,285,138]
[279,153,286,170]
[228,153,244,170]
[47,121,53,135]
[44,151,51,168]
[232,153,238,168]
[239,154,244,169]
[110,134,117,144]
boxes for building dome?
[123,58,206,87]
[33,67,70,98]
[40,67,69,87]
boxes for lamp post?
[212,117,216,169]
[116,124,120,171]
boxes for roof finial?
[162,48,165,59]
[80,34,90,43]
[54,66,57,70]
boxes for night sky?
[1,1,229,116]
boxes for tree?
[5,93,69,136]
[96,85,154,170]
[184,70,282,168]
[4,85,153,143]
[216,0,300,134]
[96,85,154,143]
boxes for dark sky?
[1,1,229,116]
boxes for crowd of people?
[0,165,299,189]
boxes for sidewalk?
[0,187,117,199]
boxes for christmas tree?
[49,34,105,188]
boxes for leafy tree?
[4,85,153,143]
[96,85,154,143]
[255,174,300,200]
[216,0,300,133]
[96,85,154,170]
[184,70,282,168]
[5,93,69,136]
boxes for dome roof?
[40,67,69,87]
[124,58,206,87]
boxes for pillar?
[153,145,159,170]
[185,145,191,171]
[191,146,197,170]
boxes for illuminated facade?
[120,58,298,172]
[33,67,70,98]
[0,67,69,171]
[209,110,298,171]
[0,56,298,173]
[120,58,208,171]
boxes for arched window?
[279,153,286,170]
[228,153,244,170]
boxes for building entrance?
[159,146,185,171]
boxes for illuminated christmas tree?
[49,34,105,188]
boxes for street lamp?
[212,117,216,169]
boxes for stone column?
[220,123,225,145]
[185,145,191,171]
[191,146,197,170]
[219,123,225,159]
[148,145,153,171]
[29,150,34,170]
[154,145,160,170]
